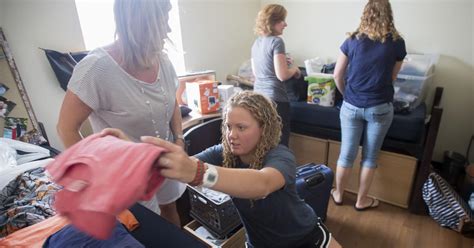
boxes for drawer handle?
[198,196,207,204]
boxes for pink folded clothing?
[46,133,166,239]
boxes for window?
[74,0,185,74]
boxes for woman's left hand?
[100,128,131,141]
[141,136,197,184]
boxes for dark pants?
[245,218,331,248]
[296,219,331,248]
[129,204,206,248]
[275,101,291,147]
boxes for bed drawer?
[327,140,417,208]
[289,133,328,165]
[184,220,245,248]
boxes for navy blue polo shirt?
[341,34,407,108]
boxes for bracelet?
[175,134,184,142]
[189,159,205,186]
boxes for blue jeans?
[337,101,394,169]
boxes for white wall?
[1,0,473,160]
[1,0,258,150]
[0,1,4,26]
[2,0,85,150]
[179,0,260,82]
[266,0,474,161]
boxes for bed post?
[409,87,444,214]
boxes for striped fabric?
[422,172,473,232]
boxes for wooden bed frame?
[409,86,444,214]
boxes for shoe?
[354,198,379,211]
[330,189,343,205]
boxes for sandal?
[354,198,379,211]
[330,189,343,205]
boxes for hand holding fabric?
[141,136,198,184]
[100,128,131,142]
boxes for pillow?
[285,67,308,102]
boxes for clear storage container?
[394,53,438,109]
[399,53,439,77]
[394,74,433,110]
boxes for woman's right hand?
[100,128,131,142]
[293,67,301,79]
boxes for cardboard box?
[177,71,216,105]
[186,81,220,114]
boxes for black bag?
[42,49,88,91]
[422,172,474,236]
[284,67,307,102]
[321,63,336,74]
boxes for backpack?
[422,172,474,236]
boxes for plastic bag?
[237,59,255,82]
[304,57,325,75]
[0,142,17,170]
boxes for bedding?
[0,166,60,237]
[0,158,53,190]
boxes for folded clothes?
[43,221,144,248]
[0,210,140,248]
[47,133,166,239]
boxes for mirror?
[0,27,44,144]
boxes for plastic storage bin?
[187,185,242,239]
[394,53,438,110]
[399,53,439,76]
[394,74,433,110]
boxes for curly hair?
[349,0,402,42]
[254,4,287,36]
[221,91,282,170]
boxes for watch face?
[208,174,216,182]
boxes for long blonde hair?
[349,0,402,42]
[254,4,287,36]
[221,91,282,169]
[114,0,171,70]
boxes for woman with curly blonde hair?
[251,4,301,147]
[103,91,332,247]
[331,0,407,211]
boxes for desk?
[182,110,221,130]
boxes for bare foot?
[330,189,343,205]
[355,197,379,211]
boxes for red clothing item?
[47,134,166,239]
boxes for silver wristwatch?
[202,163,219,188]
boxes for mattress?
[290,102,426,143]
